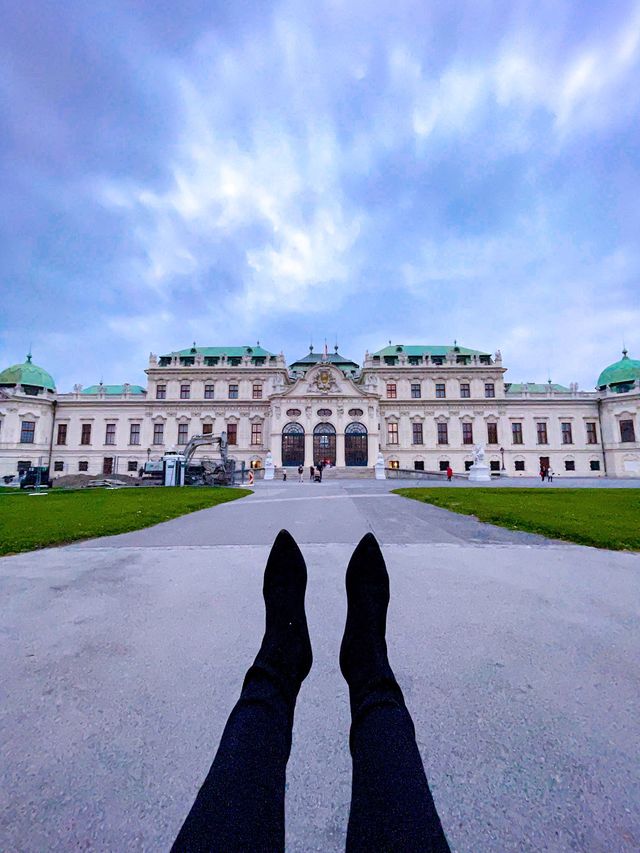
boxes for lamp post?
[500,446,505,470]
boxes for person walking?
[540,466,546,482]
[282,470,287,482]
[547,468,554,482]
[297,464,304,483]
[446,465,453,482]
[309,465,315,482]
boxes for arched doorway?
[313,422,336,466]
[282,422,304,466]
[345,422,368,466]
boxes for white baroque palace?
[1,343,639,479]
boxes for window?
[105,423,116,445]
[460,382,470,398]
[490,460,500,472]
[536,422,548,445]
[348,407,364,417]
[411,383,421,399]
[464,460,473,471]
[386,383,397,399]
[251,423,262,445]
[435,383,446,398]
[317,408,332,417]
[250,459,262,469]
[177,423,188,445]
[81,423,92,445]
[180,384,190,400]
[565,460,576,471]
[484,383,495,398]
[202,423,213,435]
[439,460,449,471]
[514,460,525,471]
[620,419,635,442]
[414,460,425,471]
[590,460,601,471]
[153,423,164,444]
[228,383,239,399]
[487,422,498,444]
[388,422,399,445]
[586,422,598,444]
[287,408,302,417]
[561,422,573,444]
[129,423,141,445]
[437,422,448,444]
[156,384,166,400]
[412,422,423,445]
[20,421,35,443]
[512,423,523,444]
[204,384,215,399]
[388,460,400,469]
[54,461,64,472]
[78,460,88,472]
[17,460,31,473]
[227,423,238,445]
[127,461,138,472]
[56,424,67,445]
[252,383,263,399]
[462,423,473,445]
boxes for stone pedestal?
[374,451,386,480]
[264,451,275,480]
[468,462,491,482]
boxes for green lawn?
[0,486,250,556]
[392,487,640,551]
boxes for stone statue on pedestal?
[468,444,491,482]
[264,451,275,480]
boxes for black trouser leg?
[346,685,451,853]
[171,665,294,853]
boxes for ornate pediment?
[279,362,371,399]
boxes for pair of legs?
[172,531,450,852]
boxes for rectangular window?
[590,460,601,471]
[412,422,423,445]
[54,460,64,472]
[561,422,573,444]
[129,423,141,445]
[56,424,67,445]
[78,460,89,472]
[227,423,238,445]
[153,423,164,444]
[435,383,446,398]
[512,423,523,444]
[202,423,213,435]
[20,421,35,444]
[177,423,189,445]
[228,384,239,399]
[414,460,425,470]
[252,383,263,399]
[484,383,495,398]
[439,460,449,471]
[251,423,262,445]
[514,460,525,471]
[460,383,470,398]
[620,419,636,442]
[388,422,399,445]
[437,422,448,444]
[156,384,166,400]
[204,384,215,399]
[490,460,500,471]
[17,460,31,473]
[81,423,92,445]
[388,460,400,470]
[127,461,138,472]
[536,422,548,444]
[462,423,473,444]
[586,422,598,444]
[564,460,576,471]
[487,422,498,444]
[386,383,397,399]
[464,460,473,471]
[180,384,190,400]
[410,383,421,399]
[105,423,116,445]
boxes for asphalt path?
[1,479,639,851]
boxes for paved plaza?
[1,479,639,851]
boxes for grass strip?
[392,487,640,551]
[0,486,250,556]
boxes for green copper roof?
[163,345,275,358]
[372,344,490,357]
[596,350,640,389]
[506,382,570,394]
[81,384,146,395]
[0,353,56,391]
[290,347,359,370]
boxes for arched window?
[313,422,336,466]
[345,422,368,467]
[282,422,304,467]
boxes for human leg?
[172,530,312,853]
[340,534,450,852]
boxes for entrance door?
[345,422,368,466]
[282,423,305,467]
[103,457,114,475]
[313,422,336,466]
[539,456,550,473]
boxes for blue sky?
[1,0,639,391]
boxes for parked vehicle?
[19,466,53,489]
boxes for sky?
[1,0,639,391]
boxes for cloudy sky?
[1,0,639,391]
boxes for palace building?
[1,343,639,479]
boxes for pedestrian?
[171,531,451,853]
[446,465,453,482]
[547,469,554,483]
[282,470,287,482]
[540,467,546,482]
[317,461,323,482]
[297,464,304,483]
[309,465,315,481]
